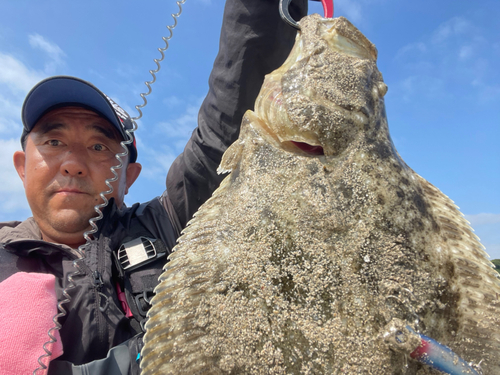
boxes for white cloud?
[476,83,500,103]
[0,53,44,139]
[485,244,500,260]
[335,0,363,24]
[0,138,29,215]
[0,53,45,93]
[28,33,66,73]
[0,138,23,192]
[397,75,446,102]
[115,63,139,79]
[395,42,427,61]
[464,213,500,260]
[0,34,66,220]
[156,97,203,141]
[464,213,500,226]
[392,16,499,104]
[0,35,66,133]
[163,95,183,109]
[326,0,393,26]
[458,45,474,61]
[88,68,106,81]
[431,17,471,44]
[29,33,65,60]
[156,106,198,139]
[140,149,178,183]
[133,97,204,186]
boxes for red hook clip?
[280,0,334,29]
[316,0,334,18]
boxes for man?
[0,0,307,373]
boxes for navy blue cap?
[21,76,138,163]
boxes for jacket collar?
[0,218,81,259]
[0,199,123,259]
[0,217,41,243]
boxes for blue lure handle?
[407,326,480,375]
[382,319,480,375]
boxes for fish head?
[254,14,388,157]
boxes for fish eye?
[378,82,388,97]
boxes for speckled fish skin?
[141,15,500,375]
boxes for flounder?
[141,14,500,374]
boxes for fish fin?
[143,194,224,374]
[218,111,259,174]
[218,139,244,174]
[417,174,496,281]
[417,174,500,371]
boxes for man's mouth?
[55,188,87,195]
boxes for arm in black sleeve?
[164,0,308,229]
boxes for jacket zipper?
[93,270,109,311]
[66,237,111,354]
[88,236,109,350]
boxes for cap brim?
[21,75,137,162]
[22,76,126,138]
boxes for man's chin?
[47,209,96,235]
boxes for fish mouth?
[289,141,324,156]
[271,98,370,157]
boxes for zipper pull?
[92,271,109,312]
[93,270,104,289]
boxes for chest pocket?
[113,237,170,330]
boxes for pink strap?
[116,282,134,318]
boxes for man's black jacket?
[0,0,307,373]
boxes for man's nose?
[60,150,88,176]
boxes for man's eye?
[47,140,62,146]
[92,144,108,152]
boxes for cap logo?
[104,94,129,122]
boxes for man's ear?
[125,162,142,195]
[13,151,26,186]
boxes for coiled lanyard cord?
[33,1,187,373]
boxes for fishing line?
[34,1,187,373]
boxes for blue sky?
[0,0,499,258]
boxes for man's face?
[14,106,141,248]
